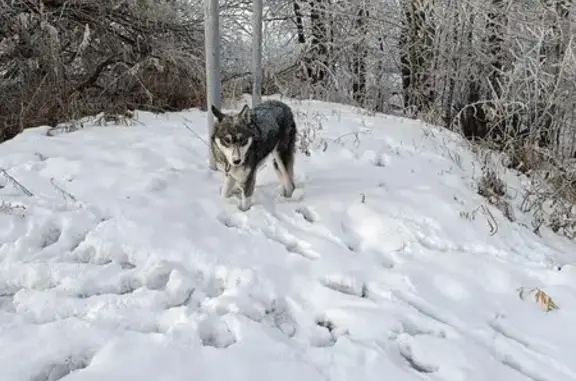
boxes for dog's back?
[251,100,297,163]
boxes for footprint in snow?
[393,291,454,329]
[295,206,319,223]
[340,202,410,255]
[387,320,445,374]
[397,342,438,374]
[310,324,337,348]
[217,209,318,260]
[74,275,141,299]
[393,319,447,340]
[378,252,397,269]
[262,228,319,260]
[66,239,131,267]
[265,298,297,338]
[0,293,16,313]
[310,316,348,348]
[139,260,174,290]
[31,352,93,381]
[217,211,248,230]
[44,215,113,265]
[163,268,196,308]
[142,175,171,193]
[197,316,237,348]
[319,274,368,298]
[12,218,63,255]
[119,261,136,270]
[39,223,62,249]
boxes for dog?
[210,100,297,211]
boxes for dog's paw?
[219,185,229,198]
[281,183,296,198]
[220,186,241,199]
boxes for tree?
[398,0,436,115]
[352,4,369,107]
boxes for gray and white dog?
[210,100,297,211]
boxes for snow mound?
[1,96,575,381]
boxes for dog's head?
[211,104,256,167]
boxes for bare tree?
[398,0,436,115]
[352,3,369,107]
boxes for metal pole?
[204,0,221,170]
[252,0,263,105]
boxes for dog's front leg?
[238,173,256,212]
[221,174,237,198]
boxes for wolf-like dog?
[210,100,297,211]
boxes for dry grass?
[476,159,515,223]
[518,287,559,312]
[294,109,327,157]
[472,137,575,239]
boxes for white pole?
[204,0,222,170]
[252,0,263,105]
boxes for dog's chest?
[227,165,252,182]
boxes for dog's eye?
[222,137,231,145]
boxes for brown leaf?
[518,287,559,312]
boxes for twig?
[0,201,27,215]
[481,205,499,236]
[181,119,210,148]
[50,178,77,203]
[0,169,33,197]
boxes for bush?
[0,0,205,141]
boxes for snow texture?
[1,95,575,381]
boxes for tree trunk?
[460,13,489,140]
[443,2,461,128]
[307,0,329,84]
[293,0,306,44]
[352,6,368,106]
[535,0,571,149]
[398,0,436,114]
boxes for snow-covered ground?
[1,96,575,381]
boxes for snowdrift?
[0,96,575,381]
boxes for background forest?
[1,0,575,236]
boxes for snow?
[1,95,576,381]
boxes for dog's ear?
[211,105,225,122]
[238,104,252,121]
